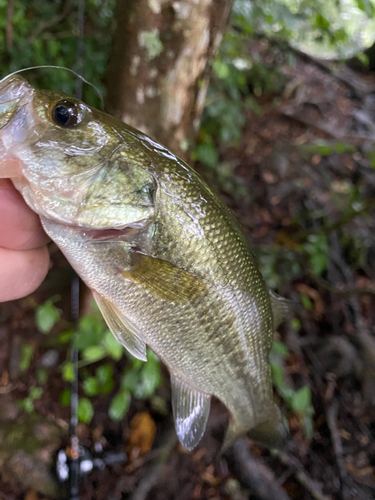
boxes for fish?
[0,74,290,451]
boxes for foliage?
[35,296,61,334]
[270,340,315,439]
[195,0,375,186]
[28,297,163,425]
[18,386,43,413]
[0,0,116,107]
[57,305,162,424]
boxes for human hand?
[0,175,50,301]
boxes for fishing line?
[0,65,104,109]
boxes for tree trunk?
[105,0,234,159]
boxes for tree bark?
[105,0,234,159]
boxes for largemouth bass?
[0,74,289,450]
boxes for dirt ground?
[1,44,375,500]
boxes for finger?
[0,179,50,250]
[0,245,50,302]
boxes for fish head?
[0,74,157,233]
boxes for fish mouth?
[81,225,142,241]
[65,219,151,243]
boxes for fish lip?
[0,75,33,130]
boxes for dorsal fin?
[93,291,147,361]
[269,290,293,332]
[171,374,211,451]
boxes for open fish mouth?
[82,225,143,241]
[59,219,152,243]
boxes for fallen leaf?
[127,412,156,455]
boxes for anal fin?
[93,291,147,362]
[171,374,211,451]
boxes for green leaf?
[271,341,289,357]
[29,386,43,400]
[36,368,48,385]
[19,398,34,413]
[356,0,375,17]
[35,300,61,334]
[109,390,131,421]
[59,389,71,407]
[75,313,106,350]
[78,397,94,423]
[135,361,162,399]
[303,234,329,276]
[96,364,115,395]
[83,376,100,396]
[121,369,140,393]
[58,330,74,344]
[102,331,123,361]
[62,362,75,382]
[300,293,313,311]
[96,363,113,385]
[290,386,312,412]
[19,344,33,372]
[310,252,328,277]
[291,318,301,331]
[82,345,106,363]
[194,143,219,168]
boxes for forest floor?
[1,41,375,500]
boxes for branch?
[27,0,73,43]
[224,438,291,500]
[289,198,375,243]
[272,449,331,500]
[128,427,177,500]
[326,399,348,492]
[312,275,375,297]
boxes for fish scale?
[0,74,289,451]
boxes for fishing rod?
[54,2,127,497]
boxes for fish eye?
[52,100,83,127]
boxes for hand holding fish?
[0,175,50,301]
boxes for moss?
[138,29,163,60]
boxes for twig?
[225,438,291,500]
[255,33,375,101]
[312,275,375,297]
[272,449,331,500]
[281,109,345,139]
[290,198,375,243]
[326,399,347,483]
[27,0,73,43]
[128,428,177,500]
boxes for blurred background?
[1,0,375,499]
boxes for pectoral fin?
[269,290,293,331]
[171,374,211,451]
[93,291,147,362]
[122,252,205,303]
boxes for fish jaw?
[0,76,34,178]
